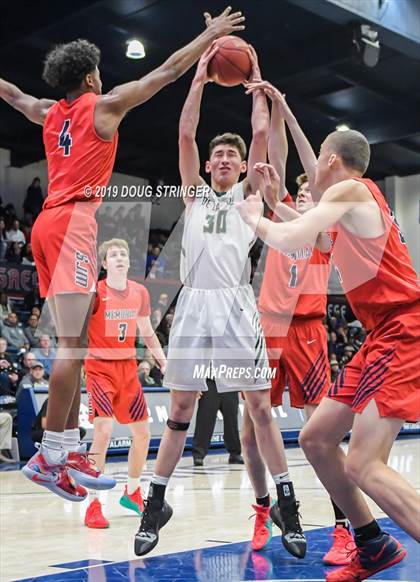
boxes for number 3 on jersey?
[59,119,72,156]
[118,322,128,342]
[288,264,298,288]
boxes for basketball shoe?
[270,485,306,558]
[66,444,116,490]
[326,532,406,581]
[120,485,144,515]
[323,525,355,565]
[22,445,87,501]
[250,502,273,551]
[134,500,173,556]
[85,498,109,528]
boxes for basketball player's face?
[206,145,247,188]
[296,182,314,213]
[315,138,339,190]
[104,246,130,276]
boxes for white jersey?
[181,181,255,289]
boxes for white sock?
[272,471,290,484]
[63,428,80,452]
[41,431,64,464]
[151,474,169,486]
[127,477,140,495]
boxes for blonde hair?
[98,238,130,261]
[295,173,308,187]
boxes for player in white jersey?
[135,44,306,559]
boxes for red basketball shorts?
[261,316,330,409]
[31,202,97,298]
[328,301,420,422]
[85,359,149,424]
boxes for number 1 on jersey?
[59,119,72,156]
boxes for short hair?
[99,238,130,261]
[325,130,370,175]
[209,133,247,161]
[42,39,100,91]
[295,173,308,187]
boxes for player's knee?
[345,451,375,488]
[248,401,272,427]
[299,424,327,460]
[170,397,195,421]
[132,424,150,444]
[241,426,257,451]
[94,421,113,442]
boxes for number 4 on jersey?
[59,119,72,156]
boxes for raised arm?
[246,81,321,200]
[237,179,367,253]
[268,96,288,201]
[178,46,218,198]
[0,78,55,125]
[96,7,244,135]
[243,47,269,197]
[137,316,166,374]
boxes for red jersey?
[43,92,118,209]
[259,194,332,320]
[87,279,151,360]
[332,178,420,331]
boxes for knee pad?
[167,418,190,431]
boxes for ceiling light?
[336,124,350,131]
[353,24,380,68]
[126,39,145,59]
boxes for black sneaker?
[228,454,244,465]
[193,457,204,467]
[270,499,306,558]
[134,500,173,556]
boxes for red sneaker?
[85,498,109,529]
[323,525,355,565]
[326,532,407,581]
[22,447,87,502]
[119,485,144,515]
[66,445,116,490]
[250,503,273,551]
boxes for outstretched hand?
[203,6,245,37]
[236,190,264,231]
[254,162,281,209]
[245,80,289,116]
[194,43,219,83]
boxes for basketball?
[208,36,252,87]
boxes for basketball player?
[239,82,420,581]
[134,47,306,559]
[0,7,245,501]
[83,238,165,528]
[245,98,353,565]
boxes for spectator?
[0,218,7,261]
[0,411,14,463]
[31,397,85,445]
[33,335,56,377]
[31,306,41,319]
[0,312,29,350]
[0,337,12,365]
[138,361,157,387]
[19,361,49,389]
[24,314,40,348]
[330,357,340,383]
[18,351,37,377]
[146,245,161,273]
[23,177,44,219]
[21,243,35,266]
[21,215,34,244]
[5,241,23,264]
[343,345,355,361]
[0,293,12,321]
[6,219,26,246]
[0,363,20,397]
[327,330,338,358]
[3,203,17,226]
[156,293,169,312]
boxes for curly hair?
[42,39,100,92]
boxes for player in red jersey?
[0,7,245,501]
[239,81,419,581]
[245,99,353,564]
[84,238,166,529]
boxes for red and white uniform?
[328,178,420,421]
[31,93,118,297]
[259,194,332,408]
[85,279,151,424]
